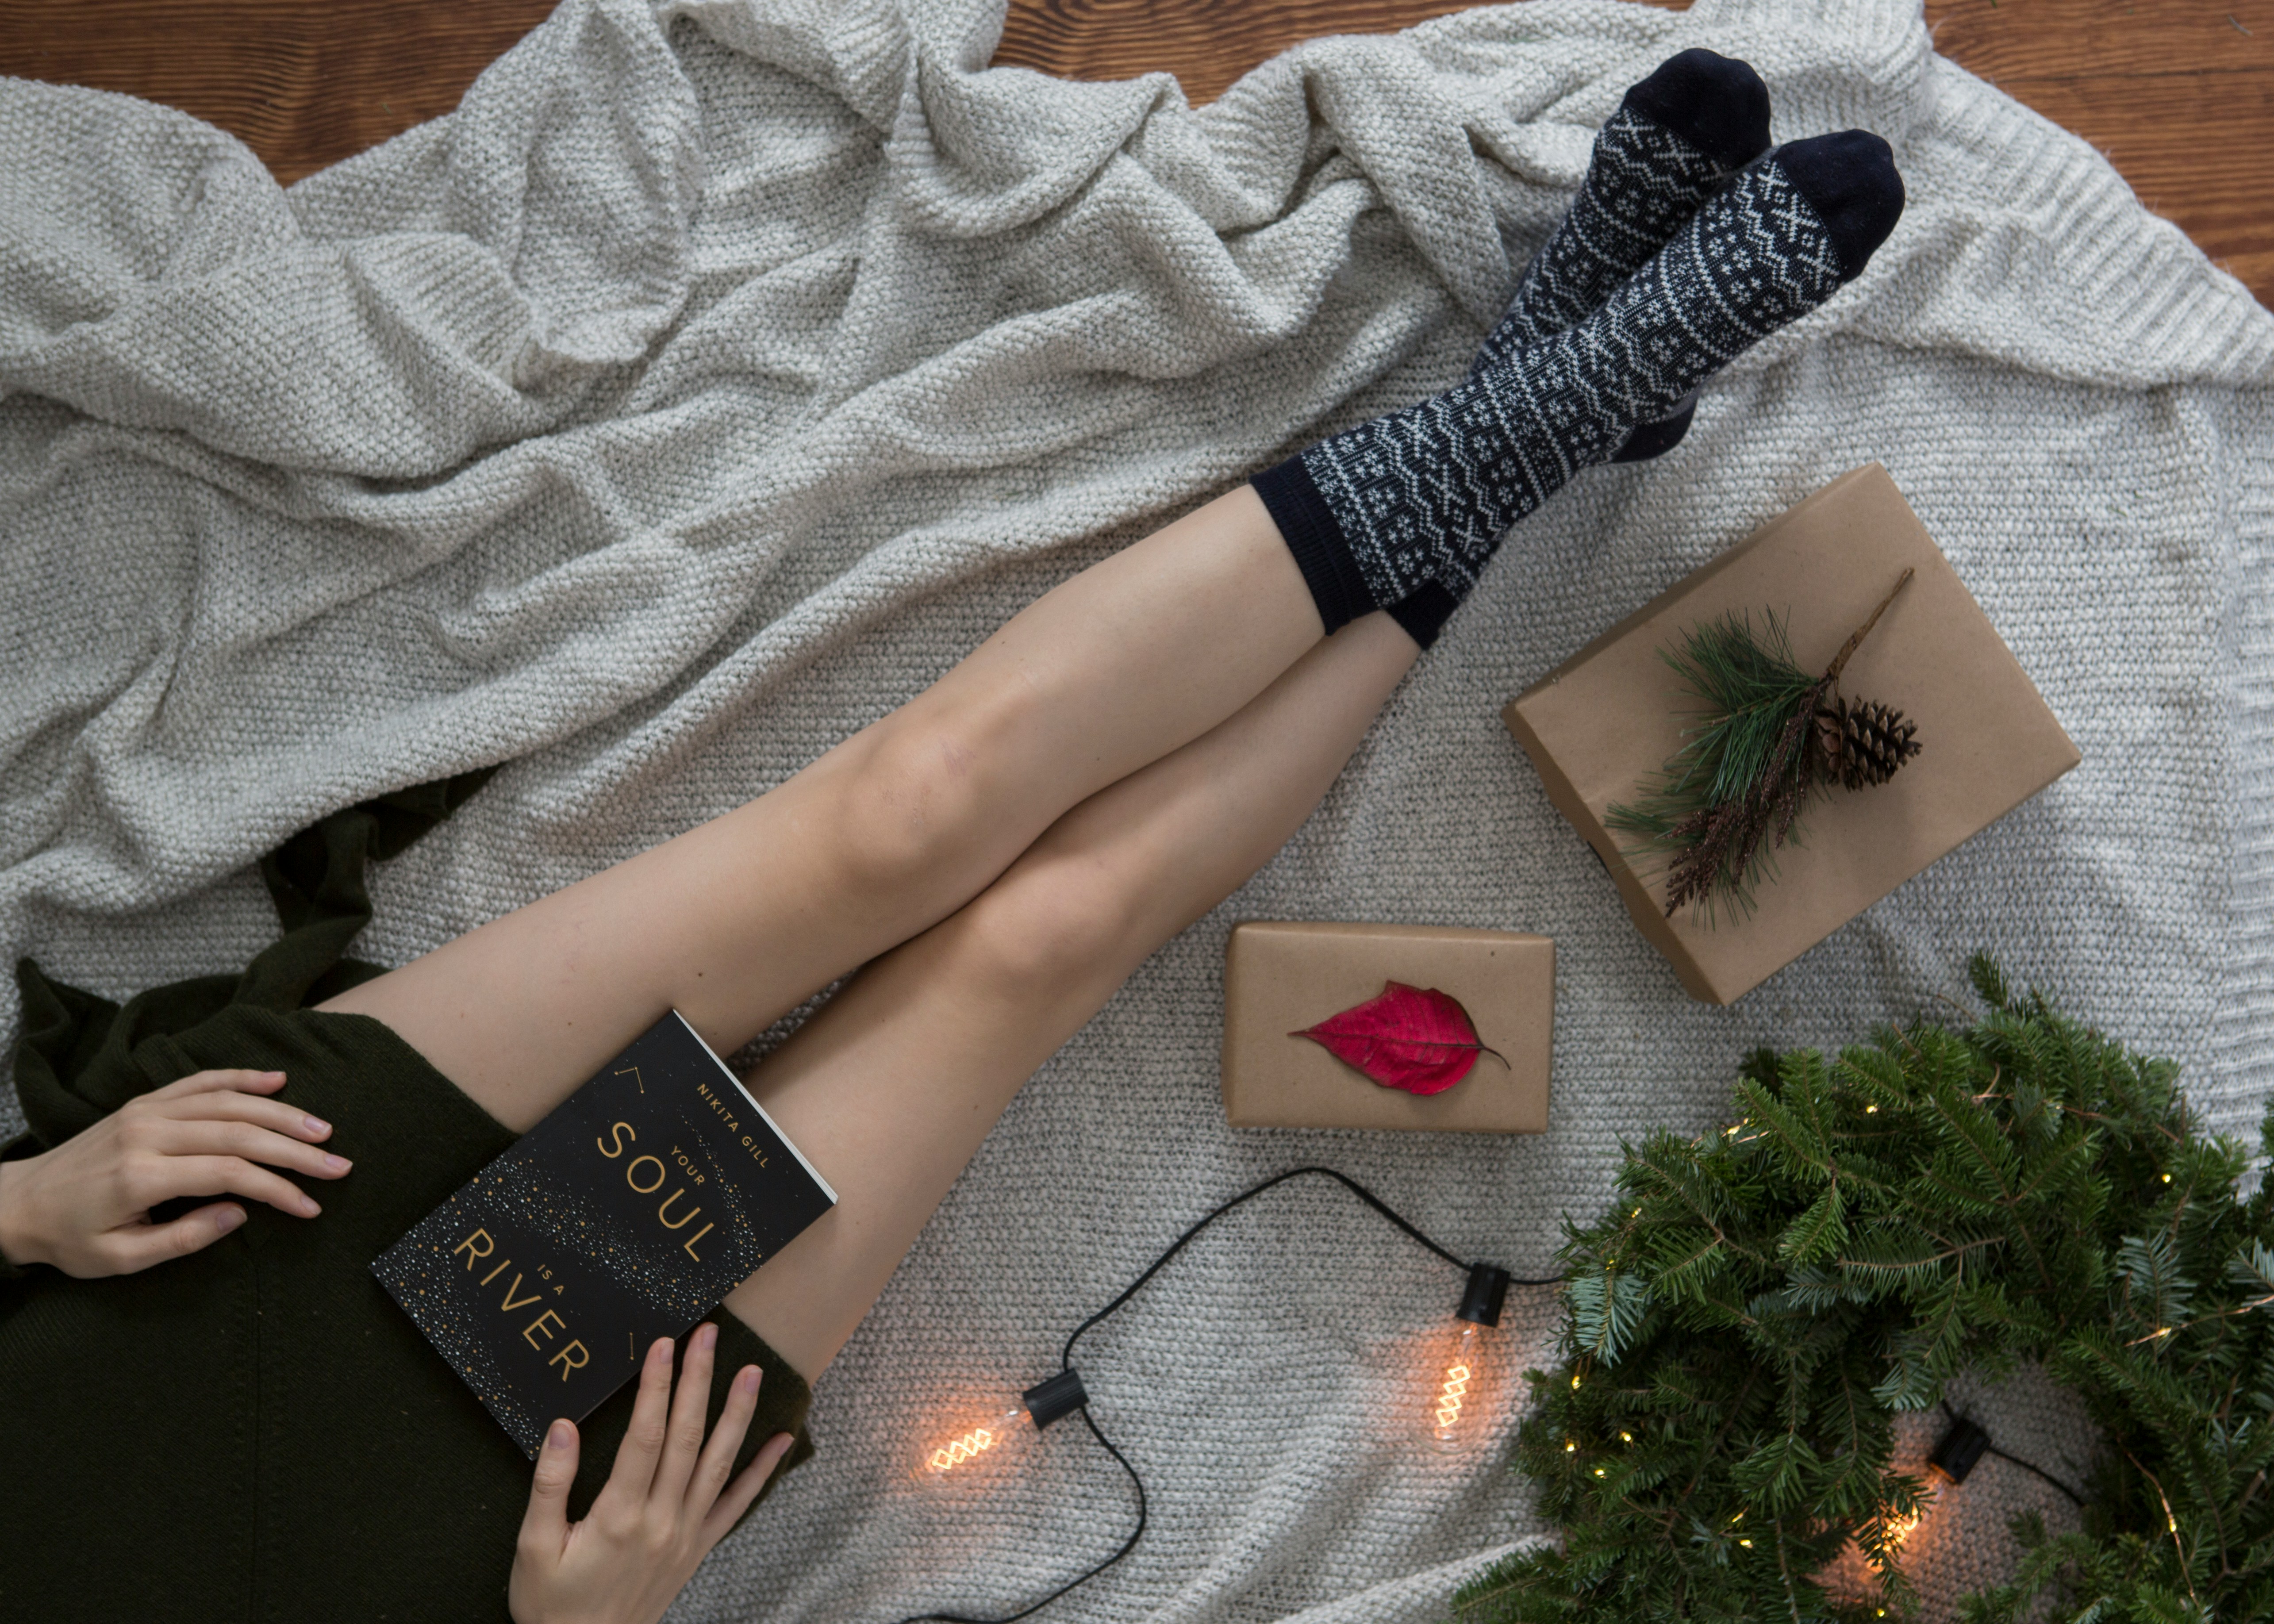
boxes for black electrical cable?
[891,1165,1557,1624]
[1938,1401,2088,1507]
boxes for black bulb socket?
[1022,1368,1089,1432]
[1458,1263,1511,1328]
[1930,1415,1990,1484]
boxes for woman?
[0,53,1898,1622]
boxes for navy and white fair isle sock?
[1375,53,1772,647]
[1255,131,1903,646]
[1471,48,1771,381]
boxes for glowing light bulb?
[919,1405,1033,1480]
[1426,1264,1510,1453]
[1874,1411,1986,1544]
[916,1369,1088,1484]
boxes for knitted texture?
[1473,107,1733,371]
[1277,150,1873,614]
[1,0,2271,1620]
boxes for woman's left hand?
[509,1323,791,1624]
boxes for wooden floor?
[0,0,2266,307]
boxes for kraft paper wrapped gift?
[1221,921,1553,1133]
[1502,462,2079,1006]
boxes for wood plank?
[0,0,557,186]
[1927,0,2271,81]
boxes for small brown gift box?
[1221,921,1553,1133]
[1501,463,2079,1006]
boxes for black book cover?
[373,1012,836,1456]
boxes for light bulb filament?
[1435,1362,1471,1431]
[926,1426,998,1474]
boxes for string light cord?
[1937,1400,2088,1507]
[892,1165,1556,1624]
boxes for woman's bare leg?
[327,488,1324,1130]
[718,613,1421,1380]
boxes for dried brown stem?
[1823,567,1916,687]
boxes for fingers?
[601,1336,676,1509]
[699,1430,795,1550]
[654,1322,719,1508]
[689,1363,762,1515]
[155,1068,290,1100]
[145,1154,328,1221]
[145,1116,351,1185]
[518,1419,581,1558]
[165,1088,337,1148]
[98,1202,247,1274]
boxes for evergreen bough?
[1457,957,2274,1622]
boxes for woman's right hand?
[0,1067,350,1277]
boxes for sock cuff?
[1386,580,1462,649]
[1251,453,1375,635]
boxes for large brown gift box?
[1502,462,2079,1006]
[1221,921,1553,1133]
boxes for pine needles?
[1608,571,1921,921]
[1455,957,2274,1624]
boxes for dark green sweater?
[0,776,811,1621]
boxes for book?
[372,1011,837,1456]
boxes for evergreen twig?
[1607,570,1921,922]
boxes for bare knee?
[820,709,1022,900]
[946,856,1146,1015]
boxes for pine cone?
[1825,696,1921,790]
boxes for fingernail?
[268,1071,288,1082]
[301,1195,322,1217]
[737,1366,759,1394]
[322,1153,350,1173]
[548,1421,572,1450]
[303,1116,329,1136]
[216,1206,245,1233]
[699,1323,718,1352]
[653,1337,674,1361]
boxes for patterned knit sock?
[1379,54,1771,648]
[1256,130,1903,643]
[1473,47,1772,500]
[1472,49,1772,376]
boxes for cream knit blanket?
[4,0,2270,1616]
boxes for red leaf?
[1290,982,1506,1096]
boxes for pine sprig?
[1456,956,2274,1624]
[1607,571,1921,921]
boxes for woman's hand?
[511,1325,791,1624]
[0,1067,350,1277]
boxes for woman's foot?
[1474,48,1773,375]
[1259,130,1905,642]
